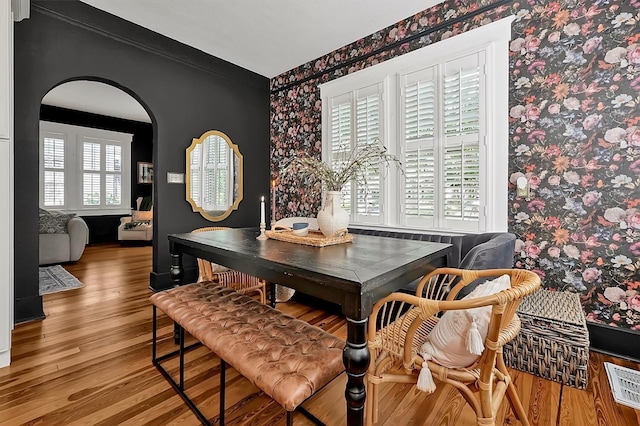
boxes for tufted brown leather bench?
[150,282,345,425]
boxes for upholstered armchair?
[365,268,540,426]
[118,196,153,242]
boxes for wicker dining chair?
[191,227,267,304]
[366,267,541,426]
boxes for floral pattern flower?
[271,0,640,329]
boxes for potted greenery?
[280,140,401,237]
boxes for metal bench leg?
[220,359,226,425]
[179,324,185,390]
[151,308,210,425]
[152,305,158,360]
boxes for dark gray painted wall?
[14,1,270,322]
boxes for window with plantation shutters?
[399,53,485,231]
[320,17,512,233]
[40,121,132,215]
[401,67,437,229]
[441,54,483,230]
[329,93,352,212]
[105,144,122,206]
[354,85,382,222]
[325,83,384,225]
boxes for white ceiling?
[44,1,442,122]
[79,0,442,78]
[42,81,152,123]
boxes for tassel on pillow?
[416,360,436,393]
[465,315,485,356]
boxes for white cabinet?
[0,0,9,139]
[0,0,15,368]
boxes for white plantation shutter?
[354,83,383,223]
[401,67,436,228]
[105,145,122,205]
[83,141,100,206]
[443,68,481,136]
[443,144,480,220]
[42,133,65,207]
[193,134,233,212]
[203,138,216,210]
[329,93,352,212]
[105,174,121,205]
[404,147,436,222]
[442,53,484,231]
[327,84,384,224]
[83,173,100,206]
[190,144,201,205]
[216,136,230,208]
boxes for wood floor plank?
[1,243,639,425]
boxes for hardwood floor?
[1,243,640,425]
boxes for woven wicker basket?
[503,289,589,389]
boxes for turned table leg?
[343,317,370,426]
[169,250,184,344]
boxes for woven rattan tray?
[265,228,354,247]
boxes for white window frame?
[39,121,133,216]
[320,16,513,234]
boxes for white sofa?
[39,212,89,265]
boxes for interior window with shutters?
[319,17,511,233]
[42,132,66,207]
[39,121,132,215]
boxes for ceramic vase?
[317,191,349,237]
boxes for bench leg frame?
[152,305,329,425]
[152,305,212,425]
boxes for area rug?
[39,265,84,295]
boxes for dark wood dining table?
[168,227,451,425]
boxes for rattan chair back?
[366,267,541,426]
[191,227,266,304]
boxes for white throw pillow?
[419,274,511,369]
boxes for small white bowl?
[292,227,309,237]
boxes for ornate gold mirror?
[186,130,243,221]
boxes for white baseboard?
[0,349,10,368]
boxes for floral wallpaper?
[509,1,639,329]
[270,0,640,330]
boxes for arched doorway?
[38,79,154,279]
